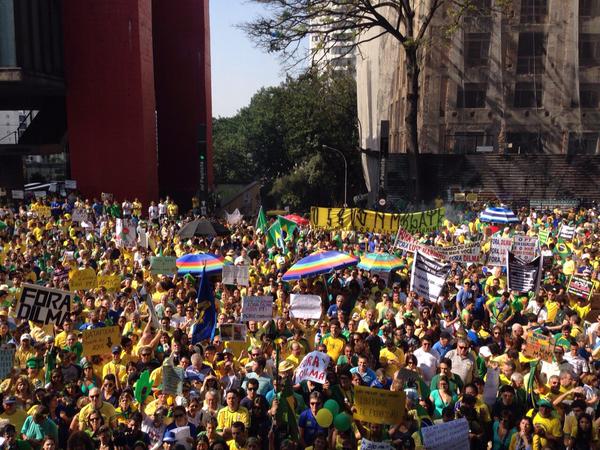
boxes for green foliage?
[212,70,361,210]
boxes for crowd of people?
[0,195,598,450]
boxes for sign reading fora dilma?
[16,283,71,325]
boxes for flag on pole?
[191,265,216,344]
[256,206,268,235]
[267,221,286,251]
[277,216,297,242]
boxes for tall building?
[357,0,600,156]
[0,0,212,207]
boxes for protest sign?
[241,296,273,322]
[116,219,137,248]
[512,235,539,262]
[409,251,450,302]
[219,323,246,342]
[523,333,555,363]
[0,348,15,379]
[360,439,393,450]
[538,229,551,245]
[466,193,478,203]
[221,265,249,286]
[69,268,97,291]
[354,385,405,425]
[150,256,177,275]
[394,228,445,259]
[34,191,46,200]
[96,275,121,292]
[11,190,24,200]
[225,209,243,225]
[295,351,331,384]
[138,229,148,249]
[81,325,121,357]
[16,283,71,325]
[289,294,322,319]
[567,275,594,300]
[310,206,445,234]
[72,208,88,223]
[559,224,576,241]
[483,367,500,405]
[162,364,184,395]
[487,236,513,266]
[439,242,481,264]
[64,180,77,189]
[507,252,542,293]
[171,426,192,450]
[421,417,470,450]
[144,295,160,328]
[453,193,466,202]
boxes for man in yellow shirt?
[379,339,405,378]
[73,387,117,431]
[217,390,250,440]
[0,396,27,432]
[532,399,563,448]
[322,320,346,362]
[102,345,127,388]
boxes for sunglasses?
[89,394,99,399]
[141,353,151,357]
[247,387,257,391]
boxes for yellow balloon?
[315,408,333,428]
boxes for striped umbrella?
[357,252,404,272]
[282,250,359,281]
[176,253,225,274]
[479,207,519,224]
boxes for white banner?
[289,294,322,319]
[360,439,393,450]
[512,235,538,262]
[16,283,71,325]
[487,236,513,266]
[222,265,249,286]
[295,351,330,384]
[394,228,445,259]
[559,224,576,241]
[507,252,542,293]
[409,251,450,302]
[241,296,273,322]
[421,418,470,450]
[64,180,77,190]
[225,208,243,225]
[439,242,481,264]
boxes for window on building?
[464,33,490,67]
[520,0,548,23]
[457,83,487,108]
[568,132,599,154]
[580,0,600,18]
[514,82,542,107]
[453,132,486,154]
[579,83,600,108]
[506,132,545,153]
[517,32,546,74]
[580,34,600,67]
[469,0,492,14]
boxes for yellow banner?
[82,325,121,357]
[354,385,405,424]
[310,207,445,234]
[96,275,121,293]
[69,268,98,291]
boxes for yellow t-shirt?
[322,335,346,361]
[379,347,405,378]
[216,406,250,431]
[532,412,562,448]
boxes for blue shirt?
[298,409,327,446]
[432,341,452,359]
[350,366,377,385]
[242,372,273,397]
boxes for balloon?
[333,412,352,432]
[315,408,333,428]
[323,399,340,415]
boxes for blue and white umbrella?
[479,207,519,224]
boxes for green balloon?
[324,399,340,415]
[333,412,352,432]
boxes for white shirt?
[148,205,159,219]
[158,202,167,215]
[413,347,440,382]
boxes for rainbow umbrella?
[282,250,358,281]
[176,253,224,274]
[357,252,404,272]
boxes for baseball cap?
[538,399,554,409]
[111,345,122,354]
[3,396,16,404]
[162,431,176,443]
[20,334,31,341]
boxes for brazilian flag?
[267,221,285,251]
[553,238,573,261]
[255,206,268,235]
[277,216,297,242]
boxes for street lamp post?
[321,144,348,207]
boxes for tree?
[212,70,361,210]
[243,0,501,200]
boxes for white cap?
[479,346,492,358]
[20,334,32,341]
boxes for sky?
[210,1,286,118]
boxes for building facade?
[357,0,600,156]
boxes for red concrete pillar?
[62,0,158,206]
[152,0,213,209]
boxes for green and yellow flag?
[277,216,297,242]
[267,221,285,250]
[256,206,268,235]
[554,238,573,260]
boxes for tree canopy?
[213,70,362,210]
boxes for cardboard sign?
[394,228,445,259]
[421,417,470,450]
[354,385,405,425]
[289,294,322,319]
[0,348,15,379]
[512,235,539,262]
[523,333,555,363]
[72,208,88,223]
[219,323,246,342]
[11,190,24,200]
[241,296,273,322]
[69,268,97,291]
[64,180,77,190]
[81,325,122,357]
[439,242,481,264]
[16,283,71,325]
[559,224,576,241]
[453,193,466,202]
[538,229,551,245]
[116,218,137,248]
[409,251,450,302]
[567,275,594,300]
[97,275,121,292]
[466,193,478,203]
[162,364,184,395]
[295,351,331,384]
[150,256,177,275]
[488,236,513,266]
[221,265,249,286]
